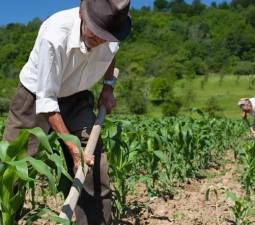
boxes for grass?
[0,77,19,99]
[2,74,255,119]
[174,74,255,119]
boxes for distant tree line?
[153,0,255,12]
[0,0,255,115]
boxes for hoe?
[59,68,119,220]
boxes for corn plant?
[103,119,138,219]
[101,115,245,220]
[241,140,255,196]
[102,115,245,218]
[227,192,255,225]
[0,127,80,225]
[22,208,75,225]
[0,118,5,140]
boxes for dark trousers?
[3,84,112,225]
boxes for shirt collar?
[67,10,89,54]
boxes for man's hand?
[250,127,255,139]
[98,85,116,114]
[241,111,247,119]
[48,113,95,168]
[66,141,94,168]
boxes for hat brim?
[83,1,131,42]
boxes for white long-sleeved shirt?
[20,7,119,114]
[249,98,255,118]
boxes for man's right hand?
[48,113,94,168]
[66,141,94,168]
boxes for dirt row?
[20,151,253,225]
[122,151,253,225]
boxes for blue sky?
[0,0,227,25]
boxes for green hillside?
[174,74,255,118]
[1,1,255,117]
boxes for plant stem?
[2,212,15,225]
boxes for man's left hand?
[98,85,116,114]
[250,127,255,138]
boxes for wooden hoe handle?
[59,68,119,220]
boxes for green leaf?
[47,153,73,182]
[107,126,118,138]
[205,188,218,201]
[226,191,238,202]
[48,215,74,225]
[1,167,17,211]
[154,150,168,163]
[24,208,74,225]
[57,133,82,150]
[27,157,56,194]
[128,150,138,162]
[7,159,33,181]
[0,162,5,176]
[27,127,52,153]
[9,187,26,214]
[0,141,9,162]
[7,130,30,159]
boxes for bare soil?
[19,151,255,225]
[119,151,254,225]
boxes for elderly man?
[238,98,255,137]
[3,0,131,224]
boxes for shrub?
[192,58,209,76]
[128,90,147,114]
[150,77,174,101]
[162,99,182,116]
[204,96,222,117]
[233,61,255,75]
[0,98,10,115]
[246,6,255,29]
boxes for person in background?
[3,0,132,224]
[238,98,255,137]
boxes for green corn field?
[0,114,255,224]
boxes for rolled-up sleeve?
[36,39,61,114]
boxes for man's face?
[81,22,106,49]
[242,102,252,113]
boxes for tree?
[246,6,255,28]
[233,61,255,75]
[190,0,206,15]
[141,6,151,12]
[27,18,42,32]
[169,0,190,14]
[224,25,255,60]
[153,0,170,11]
[210,2,217,8]
[218,1,230,9]
[231,0,255,8]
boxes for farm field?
[1,115,255,224]
[17,152,254,224]
[174,74,255,118]
[1,1,255,224]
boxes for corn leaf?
[27,157,56,194]
[0,141,9,162]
